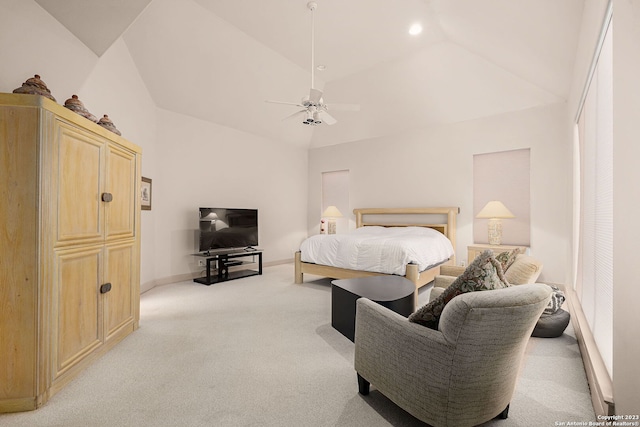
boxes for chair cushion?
[504,254,543,285]
[409,250,509,329]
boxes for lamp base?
[487,219,503,245]
[328,219,337,235]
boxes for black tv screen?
[199,208,258,252]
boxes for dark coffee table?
[331,275,416,342]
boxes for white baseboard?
[565,286,615,416]
[141,273,194,294]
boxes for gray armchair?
[354,283,551,427]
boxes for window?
[574,14,613,377]
[473,149,531,246]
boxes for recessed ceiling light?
[409,23,423,36]
[316,65,326,71]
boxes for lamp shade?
[322,206,343,218]
[200,212,219,221]
[476,201,515,219]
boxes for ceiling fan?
[266,1,360,126]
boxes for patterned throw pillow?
[542,284,566,315]
[495,248,523,274]
[409,250,510,329]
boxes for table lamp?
[476,201,515,245]
[199,212,218,232]
[322,206,343,235]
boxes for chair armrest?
[433,275,456,289]
[355,299,451,364]
[429,286,445,302]
[354,298,454,408]
[439,265,465,277]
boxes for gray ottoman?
[331,276,415,342]
[532,308,570,338]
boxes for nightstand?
[467,244,528,264]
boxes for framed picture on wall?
[141,177,152,210]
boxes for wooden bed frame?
[294,207,459,289]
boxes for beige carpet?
[0,264,595,426]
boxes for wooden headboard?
[353,207,459,253]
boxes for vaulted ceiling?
[35,0,585,148]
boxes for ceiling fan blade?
[320,111,337,125]
[325,103,360,112]
[265,100,305,107]
[282,109,307,121]
[309,88,323,104]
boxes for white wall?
[0,0,97,100]
[611,0,640,414]
[308,102,572,283]
[151,109,308,285]
[1,0,309,293]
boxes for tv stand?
[193,249,262,285]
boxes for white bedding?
[299,226,454,276]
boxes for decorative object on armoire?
[12,74,56,102]
[63,95,98,122]
[0,93,142,413]
[476,200,515,245]
[97,114,121,135]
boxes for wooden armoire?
[0,93,142,412]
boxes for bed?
[294,207,459,289]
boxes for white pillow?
[504,254,543,285]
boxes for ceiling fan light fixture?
[304,110,315,124]
[313,111,322,124]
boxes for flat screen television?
[198,208,258,253]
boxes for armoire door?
[103,240,136,343]
[105,143,137,242]
[54,120,105,247]
[53,245,103,379]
